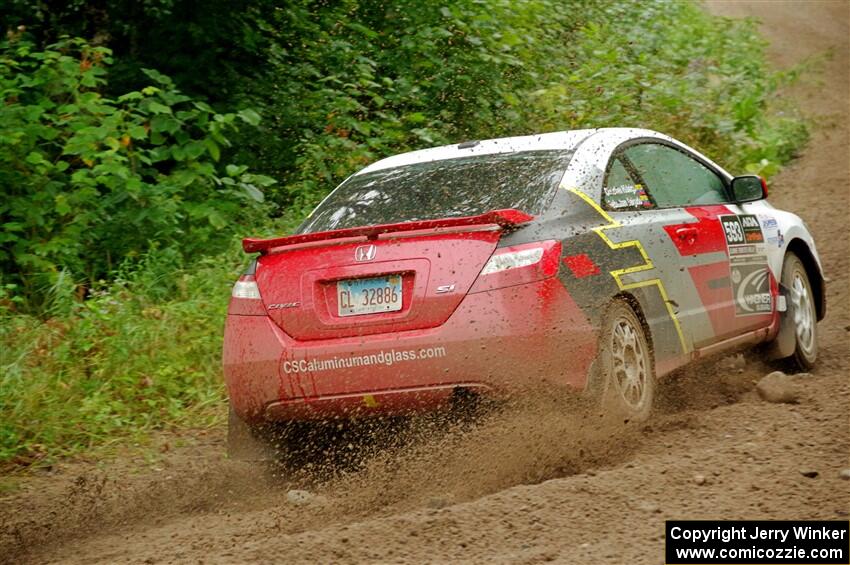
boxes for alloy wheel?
[610,316,649,410]
[790,270,815,357]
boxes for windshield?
[298,150,572,233]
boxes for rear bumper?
[265,383,490,421]
[223,278,596,424]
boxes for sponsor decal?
[730,262,772,315]
[759,215,778,229]
[728,244,757,257]
[759,215,784,248]
[721,214,764,245]
[740,214,765,243]
[282,346,447,374]
[767,228,785,248]
[720,214,771,316]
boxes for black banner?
[666,521,849,564]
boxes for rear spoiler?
[242,209,534,254]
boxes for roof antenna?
[458,140,479,149]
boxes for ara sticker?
[740,214,765,243]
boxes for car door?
[613,142,772,348]
[598,150,707,358]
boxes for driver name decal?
[604,183,653,209]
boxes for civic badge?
[355,244,377,262]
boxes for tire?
[596,299,656,422]
[778,253,818,371]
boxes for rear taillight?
[469,240,561,293]
[231,275,261,299]
[228,274,266,315]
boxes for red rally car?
[223,128,825,455]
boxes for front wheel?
[779,253,818,370]
[596,300,656,422]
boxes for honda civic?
[223,128,824,456]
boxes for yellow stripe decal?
[566,187,689,354]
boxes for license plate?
[337,275,402,317]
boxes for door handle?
[675,227,699,242]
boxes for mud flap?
[227,406,274,461]
[582,358,604,398]
[766,294,797,360]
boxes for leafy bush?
[2,2,805,217]
[236,0,590,214]
[0,218,304,465]
[215,0,804,218]
[0,251,237,464]
[0,36,273,311]
[520,1,806,176]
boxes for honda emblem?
[354,244,377,262]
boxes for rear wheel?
[597,300,656,422]
[779,253,818,370]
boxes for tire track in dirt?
[2,1,848,563]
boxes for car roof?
[355,128,667,175]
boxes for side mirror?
[731,175,768,202]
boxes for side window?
[622,143,728,208]
[603,157,654,210]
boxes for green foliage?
[0,0,265,96]
[0,251,238,464]
[237,0,586,212]
[0,36,272,310]
[219,0,805,213]
[0,216,299,466]
[520,1,806,177]
[2,1,806,215]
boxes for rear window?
[298,150,572,233]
